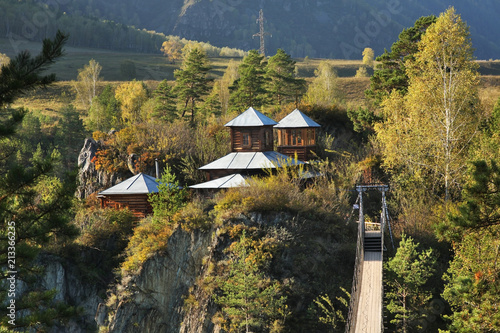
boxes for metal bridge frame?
[345,184,390,333]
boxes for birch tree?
[74,59,102,109]
[376,7,481,201]
[303,60,342,107]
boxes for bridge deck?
[354,250,383,333]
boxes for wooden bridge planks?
[354,250,383,333]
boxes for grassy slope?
[4,40,500,115]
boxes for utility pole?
[253,9,271,57]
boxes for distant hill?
[46,0,500,59]
[1,0,499,59]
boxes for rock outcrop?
[76,137,131,199]
[36,253,104,333]
[103,228,219,333]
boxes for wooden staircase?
[364,232,382,252]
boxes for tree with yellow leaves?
[73,59,102,109]
[303,60,343,107]
[115,80,149,125]
[161,39,183,63]
[376,7,481,201]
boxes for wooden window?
[242,132,251,148]
[291,129,302,146]
[265,130,271,147]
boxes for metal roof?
[199,151,304,170]
[274,109,321,128]
[225,107,278,127]
[190,174,249,189]
[98,173,161,195]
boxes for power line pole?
[253,9,271,57]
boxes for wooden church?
[191,107,320,189]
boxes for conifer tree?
[152,79,177,122]
[0,31,80,330]
[440,161,500,331]
[215,231,287,333]
[365,15,436,107]
[385,235,436,333]
[229,50,268,111]
[174,48,212,122]
[265,49,305,106]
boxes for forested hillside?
[2,5,500,333]
[1,0,500,58]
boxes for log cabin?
[97,173,160,219]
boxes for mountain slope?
[64,0,500,59]
[1,0,499,59]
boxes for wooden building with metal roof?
[274,109,321,161]
[97,173,160,219]
[226,107,277,152]
[196,107,304,183]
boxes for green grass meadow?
[2,38,500,115]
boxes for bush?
[173,196,214,231]
[213,161,354,223]
[74,207,135,250]
[120,216,174,274]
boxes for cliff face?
[76,137,131,199]
[34,254,104,333]
[103,228,219,333]
[36,209,354,332]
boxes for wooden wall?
[230,126,274,152]
[99,194,154,219]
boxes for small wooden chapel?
[191,107,321,189]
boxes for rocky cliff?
[102,228,218,333]
[76,137,132,199]
[33,253,105,333]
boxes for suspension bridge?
[345,184,392,333]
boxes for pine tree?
[0,30,68,108]
[438,161,500,332]
[229,50,268,111]
[365,16,436,107]
[0,31,80,330]
[152,79,177,122]
[385,235,436,333]
[174,48,212,122]
[265,49,305,106]
[148,165,187,224]
[215,231,287,333]
[56,104,87,170]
